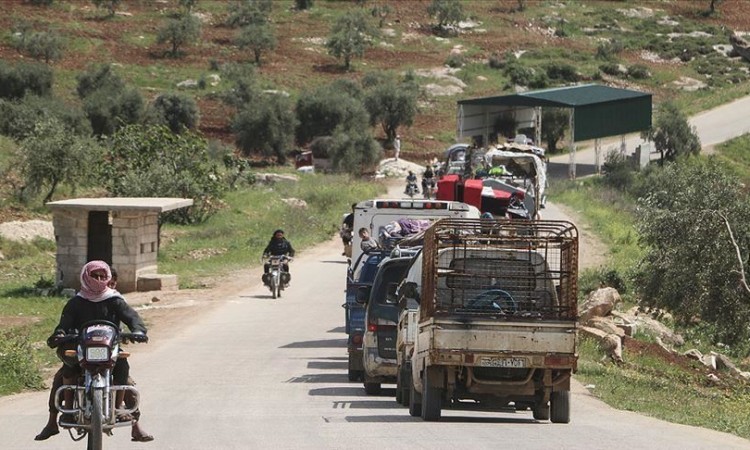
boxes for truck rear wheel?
[364,381,381,395]
[408,377,422,417]
[400,363,411,406]
[395,370,403,404]
[533,400,550,421]
[550,390,570,423]
[421,367,442,421]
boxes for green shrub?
[147,92,200,133]
[627,64,650,79]
[0,61,53,100]
[596,39,623,60]
[0,329,44,395]
[599,62,621,76]
[602,150,635,191]
[545,62,579,82]
[445,53,465,68]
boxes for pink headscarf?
[78,260,116,302]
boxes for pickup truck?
[397,218,579,422]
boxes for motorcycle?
[405,181,419,198]
[53,321,147,450]
[422,178,436,199]
[263,255,292,299]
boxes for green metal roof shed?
[456,84,652,177]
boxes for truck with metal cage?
[397,218,578,422]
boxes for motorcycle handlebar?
[120,332,149,344]
[47,333,78,349]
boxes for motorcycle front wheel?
[88,389,104,450]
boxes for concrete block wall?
[54,209,163,294]
[53,209,89,291]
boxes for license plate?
[478,357,526,368]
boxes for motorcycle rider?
[262,229,295,286]
[405,170,419,195]
[340,203,355,256]
[421,164,435,195]
[39,261,153,442]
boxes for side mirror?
[397,281,420,306]
[356,286,371,304]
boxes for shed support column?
[620,135,627,155]
[568,110,576,180]
[534,107,542,148]
[595,138,602,174]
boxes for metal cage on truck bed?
[420,218,578,321]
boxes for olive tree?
[226,0,272,27]
[295,82,365,146]
[634,158,750,345]
[18,118,101,203]
[426,0,465,33]
[157,14,202,57]
[76,65,144,135]
[100,124,225,224]
[541,108,569,154]
[362,72,419,143]
[325,10,378,71]
[642,101,701,164]
[146,92,200,133]
[232,93,297,164]
[236,22,277,65]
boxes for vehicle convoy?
[344,199,480,383]
[52,321,147,450]
[437,143,547,220]
[397,218,579,422]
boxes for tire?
[88,389,103,450]
[408,376,422,417]
[533,399,550,421]
[364,381,381,395]
[395,370,403,404]
[271,277,278,299]
[347,369,360,382]
[550,390,571,423]
[401,364,411,407]
[421,366,442,421]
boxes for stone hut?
[46,197,193,293]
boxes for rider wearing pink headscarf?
[78,259,117,301]
[37,261,153,442]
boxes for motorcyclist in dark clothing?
[38,260,152,442]
[262,229,295,285]
[422,165,436,194]
[405,170,419,195]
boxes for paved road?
[2,236,749,450]
[547,94,750,179]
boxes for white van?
[350,199,481,266]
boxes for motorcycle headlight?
[86,346,109,362]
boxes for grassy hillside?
[1,0,750,160]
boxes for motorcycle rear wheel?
[88,389,104,450]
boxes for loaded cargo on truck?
[397,218,578,422]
